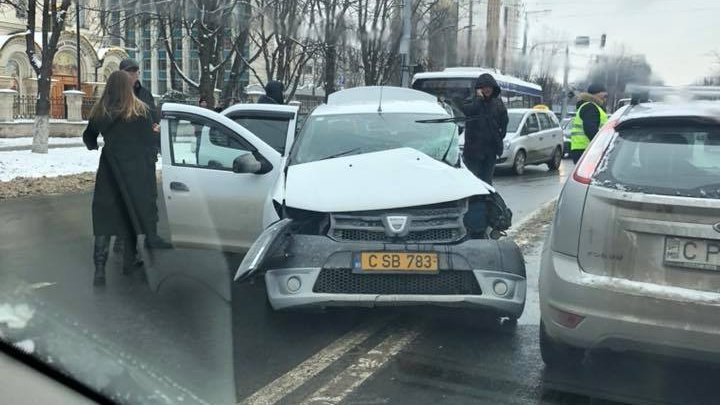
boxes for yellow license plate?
[356,252,439,273]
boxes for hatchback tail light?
[572,119,619,184]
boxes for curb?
[506,198,558,239]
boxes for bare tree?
[17,0,74,154]
[355,0,401,85]
[249,0,320,99]
[154,0,242,107]
[311,0,354,97]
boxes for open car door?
[159,103,298,252]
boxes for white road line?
[238,319,388,405]
[300,327,421,405]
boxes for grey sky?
[525,0,720,85]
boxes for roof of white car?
[311,86,449,117]
[619,101,720,122]
[507,108,553,115]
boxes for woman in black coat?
[83,71,157,287]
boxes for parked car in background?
[493,107,564,175]
[539,102,720,368]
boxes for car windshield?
[291,113,459,165]
[594,125,720,198]
[507,112,525,133]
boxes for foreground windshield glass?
[292,113,458,165]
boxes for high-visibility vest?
[570,102,608,151]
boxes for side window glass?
[233,117,291,154]
[523,114,540,134]
[168,116,253,171]
[537,113,551,130]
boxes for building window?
[143,59,152,72]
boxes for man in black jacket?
[117,58,173,250]
[462,73,509,185]
[257,81,285,104]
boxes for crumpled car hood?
[282,148,493,212]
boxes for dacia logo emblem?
[714,222,720,234]
[384,216,409,236]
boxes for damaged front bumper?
[236,223,526,317]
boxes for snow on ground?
[0,147,162,182]
[0,137,86,148]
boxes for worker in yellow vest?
[569,83,609,163]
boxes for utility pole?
[522,11,528,55]
[560,44,570,119]
[466,0,473,66]
[399,0,412,86]
[485,0,501,68]
[75,1,81,90]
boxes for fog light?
[493,280,509,296]
[549,306,585,329]
[286,276,302,293]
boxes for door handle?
[170,181,190,192]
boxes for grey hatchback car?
[540,102,720,367]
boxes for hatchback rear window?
[593,125,720,198]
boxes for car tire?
[539,321,585,368]
[512,150,526,175]
[547,147,562,171]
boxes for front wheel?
[547,147,562,171]
[512,150,526,176]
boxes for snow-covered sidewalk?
[0,146,161,182]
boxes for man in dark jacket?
[462,73,509,185]
[117,58,173,249]
[257,81,285,104]
[120,59,159,126]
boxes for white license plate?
[664,237,720,271]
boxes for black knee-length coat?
[83,113,158,237]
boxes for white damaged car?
[159,87,526,318]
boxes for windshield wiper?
[317,148,362,161]
[416,115,489,125]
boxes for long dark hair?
[90,71,147,121]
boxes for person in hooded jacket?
[462,73,509,185]
[257,80,285,104]
[83,71,158,287]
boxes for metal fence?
[13,95,68,120]
[82,97,99,120]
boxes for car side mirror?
[232,152,272,174]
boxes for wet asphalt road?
[2,159,720,404]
